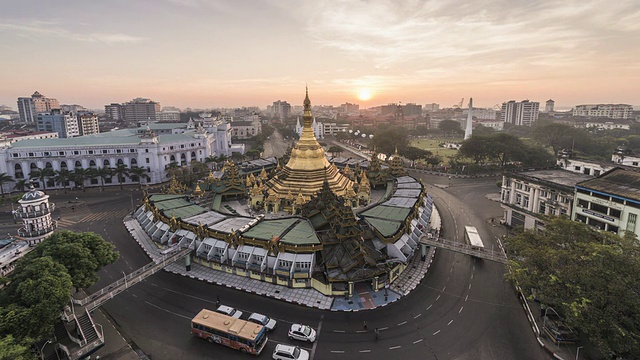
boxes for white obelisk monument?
[464,97,473,140]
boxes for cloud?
[0,20,146,44]
[290,0,640,76]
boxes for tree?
[112,163,130,189]
[532,122,574,156]
[459,135,492,165]
[92,167,112,191]
[487,133,526,171]
[0,257,73,340]
[505,218,640,358]
[53,169,72,193]
[0,173,14,198]
[0,335,31,360]
[438,119,462,134]
[30,230,119,289]
[400,146,432,161]
[472,124,495,136]
[327,145,344,157]
[129,166,149,188]
[28,167,54,191]
[370,125,409,158]
[12,179,28,193]
[71,168,90,192]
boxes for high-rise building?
[340,102,360,114]
[424,103,440,112]
[105,103,124,122]
[77,113,100,136]
[61,104,87,114]
[545,99,555,113]
[36,109,80,138]
[271,100,291,120]
[573,104,632,119]
[123,98,161,125]
[500,100,539,126]
[156,106,181,122]
[16,91,59,123]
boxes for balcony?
[17,222,58,237]
[13,203,56,219]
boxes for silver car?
[248,312,277,331]
[215,305,242,319]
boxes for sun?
[357,89,372,101]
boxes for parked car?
[248,312,277,331]
[215,305,243,319]
[272,344,309,360]
[288,324,316,343]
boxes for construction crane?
[453,98,464,109]
[493,104,501,110]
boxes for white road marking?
[436,295,441,301]
[427,304,432,310]
[310,315,323,360]
[471,274,474,280]
[144,301,190,320]
[359,350,371,353]
[379,326,389,331]
[333,330,345,333]
[131,293,137,298]
[356,330,367,333]
[465,295,469,301]
[389,346,401,350]
[459,307,464,313]
[413,339,423,344]
[398,321,407,326]
[447,320,453,326]
[151,282,158,287]
[469,284,472,289]
[442,286,446,291]
[433,330,441,335]
[330,350,345,353]
[414,314,422,319]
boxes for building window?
[577,199,588,208]
[89,150,94,155]
[576,214,587,223]
[609,209,621,219]
[627,213,637,233]
[574,166,581,171]
[515,194,522,205]
[594,170,601,176]
[607,225,619,233]
[28,152,34,157]
[145,158,150,164]
[634,162,639,166]
[515,182,523,190]
[74,151,79,155]
[540,190,548,198]
[590,203,608,214]
[524,185,530,192]
[523,196,529,208]
[539,202,546,214]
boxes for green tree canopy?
[327,145,344,157]
[505,218,640,358]
[29,231,119,289]
[0,257,73,340]
[0,334,31,360]
[438,119,462,133]
[531,122,575,156]
[370,125,409,157]
[400,146,432,161]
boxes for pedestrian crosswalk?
[56,209,131,228]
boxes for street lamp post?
[40,339,52,360]
[576,346,583,360]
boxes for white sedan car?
[272,344,309,360]
[288,324,316,343]
[215,305,242,319]
[248,312,277,331]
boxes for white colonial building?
[295,117,324,139]
[501,169,592,230]
[0,122,243,190]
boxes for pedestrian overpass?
[419,235,509,264]
[51,246,191,360]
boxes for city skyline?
[1,0,638,110]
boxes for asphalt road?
[15,174,548,360]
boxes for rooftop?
[511,169,593,188]
[577,168,640,202]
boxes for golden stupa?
[264,88,353,200]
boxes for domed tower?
[263,88,353,205]
[13,183,57,244]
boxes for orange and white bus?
[191,308,268,355]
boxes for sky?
[1,0,639,110]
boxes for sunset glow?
[0,1,638,109]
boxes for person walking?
[363,320,368,331]
[374,328,380,340]
[216,295,220,307]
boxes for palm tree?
[71,168,91,192]
[113,163,130,189]
[94,167,113,191]
[29,167,55,191]
[0,172,14,197]
[13,179,29,193]
[129,166,149,188]
[53,169,72,193]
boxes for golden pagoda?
[260,88,353,208]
